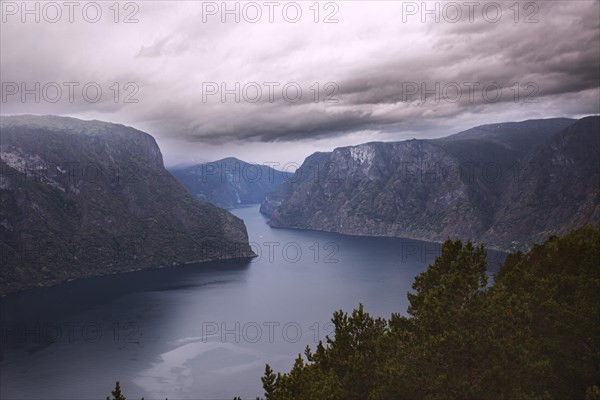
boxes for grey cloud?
[136,36,173,58]
[1,0,598,157]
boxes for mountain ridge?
[0,115,255,296]
[261,116,599,250]
[170,157,294,209]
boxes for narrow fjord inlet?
[2,205,507,399]
[1,1,599,399]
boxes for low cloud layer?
[1,1,598,166]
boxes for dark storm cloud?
[1,0,598,153]
[337,2,599,108]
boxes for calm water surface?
[0,205,505,399]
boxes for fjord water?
[0,205,505,399]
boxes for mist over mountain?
[261,117,599,250]
[170,158,293,209]
[0,115,254,295]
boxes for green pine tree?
[261,364,277,399]
[107,381,126,400]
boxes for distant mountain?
[170,157,293,209]
[442,118,576,155]
[0,115,254,295]
[261,117,599,250]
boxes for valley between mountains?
[1,115,598,295]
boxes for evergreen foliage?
[250,225,600,400]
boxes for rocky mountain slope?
[261,117,599,250]
[0,115,254,295]
[482,116,600,247]
[170,158,293,209]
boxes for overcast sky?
[1,0,598,167]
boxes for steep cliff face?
[0,115,254,295]
[434,118,577,199]
[262,117,598,250]
[264,140,494,242]
[170,158,293,209]
[482,116,600,248]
